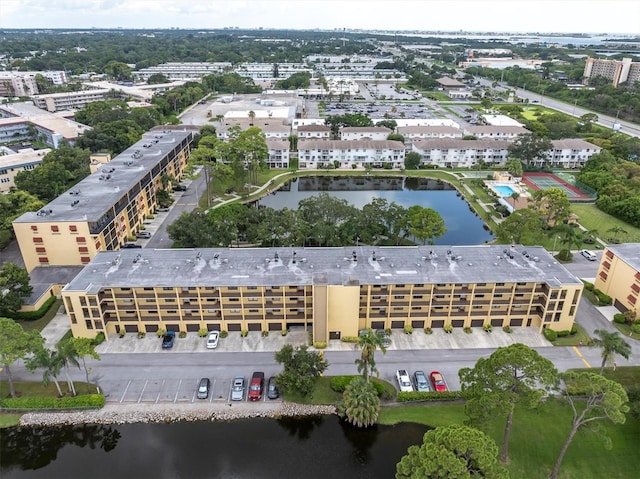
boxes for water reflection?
[276,414,325,441]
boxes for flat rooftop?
[0,148,51,168]
[27,266,84,304]
[0,102,90,140]
[64,245,582,294]
[14,129,193,224]
[607,244,640,271]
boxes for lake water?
[256,176,494,245]
[0,416,429,479]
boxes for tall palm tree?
[509,191,520,208]
[57,340,81,396]
[555,224,584,261]
[606,226,628,244]
[590,329,632,374]
[26,348,65,397]
[339,377,380,428]
[248,110,255,126]
[355,329,387,382]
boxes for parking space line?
[119,380,132,403]
[138,379,148,403]
[210,379,216,403]
[174,379,182,403]
[155,379,165,404]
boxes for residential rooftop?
[607,244,640,271]
[13,129,193,224]
[64,245,582,294]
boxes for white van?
[580,250,597,261]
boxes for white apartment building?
[463,126,530,140]
[0,71,67,96]
[398,126,463,140]
[235,63,313,86]
[296,125,331,140]
[412,139,512,168]
[31,89,110,112]
[0,148,51,193]
[340,126,391,141]
[265,139,290,169]
[583,57,640,87]
[543,139,602,168]
[215,121,291,141]
[134,62,232,81]
[298,140,405,169]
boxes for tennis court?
[522,172,593,200]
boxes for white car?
[206,331,219,349]
[396,369,414,392]
[580,249,597,261]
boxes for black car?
[267,376,279,399]
[122,243,142,249]
[197,378,210,399]
[173,185,187,192]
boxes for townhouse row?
[61,245,583,341]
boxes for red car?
[248,371,264,401]
[430,371,447,392]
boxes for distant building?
[134,62,232,81]
[296,124,331,140]
[31,89,111,112]
[543,139,602,168]
[0,148,51,193]
[298,140,405,169]
[339,126,391,141]
[265,139,290,169]
[583,57,640,87]
[412,139,511,168]
[594,244,640,319]
[463,125,530,140]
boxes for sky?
[1,0,639,34]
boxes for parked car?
[157,206,170,212]
[173,184,187,192]
[414,370,431,392]
[122,243,142,249]
[136,231,151,239]
[396,369,413,392]
[206,331,219,349]
[248,371,265,401]
[231,376,245,401]
[430,371,448,392]
[197,378,210,399]
[267,376,279,399]
[580,249,597,261]
[161,331,175,349]
[375,329,391,346]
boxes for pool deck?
[484,180,530,198]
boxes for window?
[76,237,86,243]
[69,225,78,232]
[33,237,43,243]
[35,247,46,253]
[31,225,38,232]
[79,246,89,253]
[39,257,49,264]
[81,256,91,264]
[51,225,59,233]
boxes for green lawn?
[15,299,62,332]
[377,398,640,479]
[611,321,640,341]
[0,414,22,428]
[0,380,96,399]
[282,376,342,405]
[553,323,590,347]
[569,366,640,388]
[571,204,640,243]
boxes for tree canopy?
[507,134,553,166]
[0,263,33,316]
[274,344,328,397]
[0,317,45,398]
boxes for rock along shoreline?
[18,402,337,427]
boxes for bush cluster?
[0,394,105,410]
[341,336,359,343]
[613,313,627,324]
[220,331,229,338]
[198,328,208,337]
[397,391,462,402]
[313,341,327,349]
[92,332,106,345]
[594,290,612,305]
[543,328,558,342]
[330,375,387,397]
[11,296,57,321]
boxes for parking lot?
[101,376,281,405]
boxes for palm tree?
[590,329,632,374]
[248,110,255,126]
[355,329,387,382]
[26,348,65,397]
[606,226,628,244]
[509,191,520,208]
[338,377,380,428]
[57,340,81,396]
[555,224,584,261]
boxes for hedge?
[341,336,359,343]
[10,296,57,320]
[543,328,558,342]
[397,391,463,402]
[0,394,105,410]
[330,375,386,397]
[614,313,627,324]
[594,289,612,305]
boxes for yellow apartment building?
[12,128,193,272]
[62,245,583,341]
[594,244,640,319]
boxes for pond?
[256,176,494,245]
[0,416,429,479]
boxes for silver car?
[197,378,210,400]
[231,376,245,401]
[414,370,431,392]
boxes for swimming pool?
[493,185,517,197]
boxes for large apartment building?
[298,140,405,169]
[0,148,51,193]
[583,57,640,87]
[594,244,640,319]
[31,89,111,112]
[13,128,193,272]
[61,245,583,341]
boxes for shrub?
[281,329,288,336]
[613,313,627,324]
[502,326,512,333]
[262,330,269,337]
[424,327,433,335]
[443,324,453,334]
[543,328,558,342]
[119,329,126,338]
[404,324,413,335]
[557,330,571,337]
[313,341,327,349]
[570,325,578,335]
[92,332,106,345]
[385,328,392,335]
[632,323,640,334]
[341,336,359,343]
[178,331,187,338]
[198,328,208,337]
[463,327,472,334]
[397,391,462,402]
[331,375,356,392]
[594,289,612,305]
[483,324,493,332]
[0,394,105,410]
[137,332,146,339]
[220,330,228,338]
[583,281,594,291]
[240,330,248,337]
[11,296,57,321]
[157,328,166,337]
